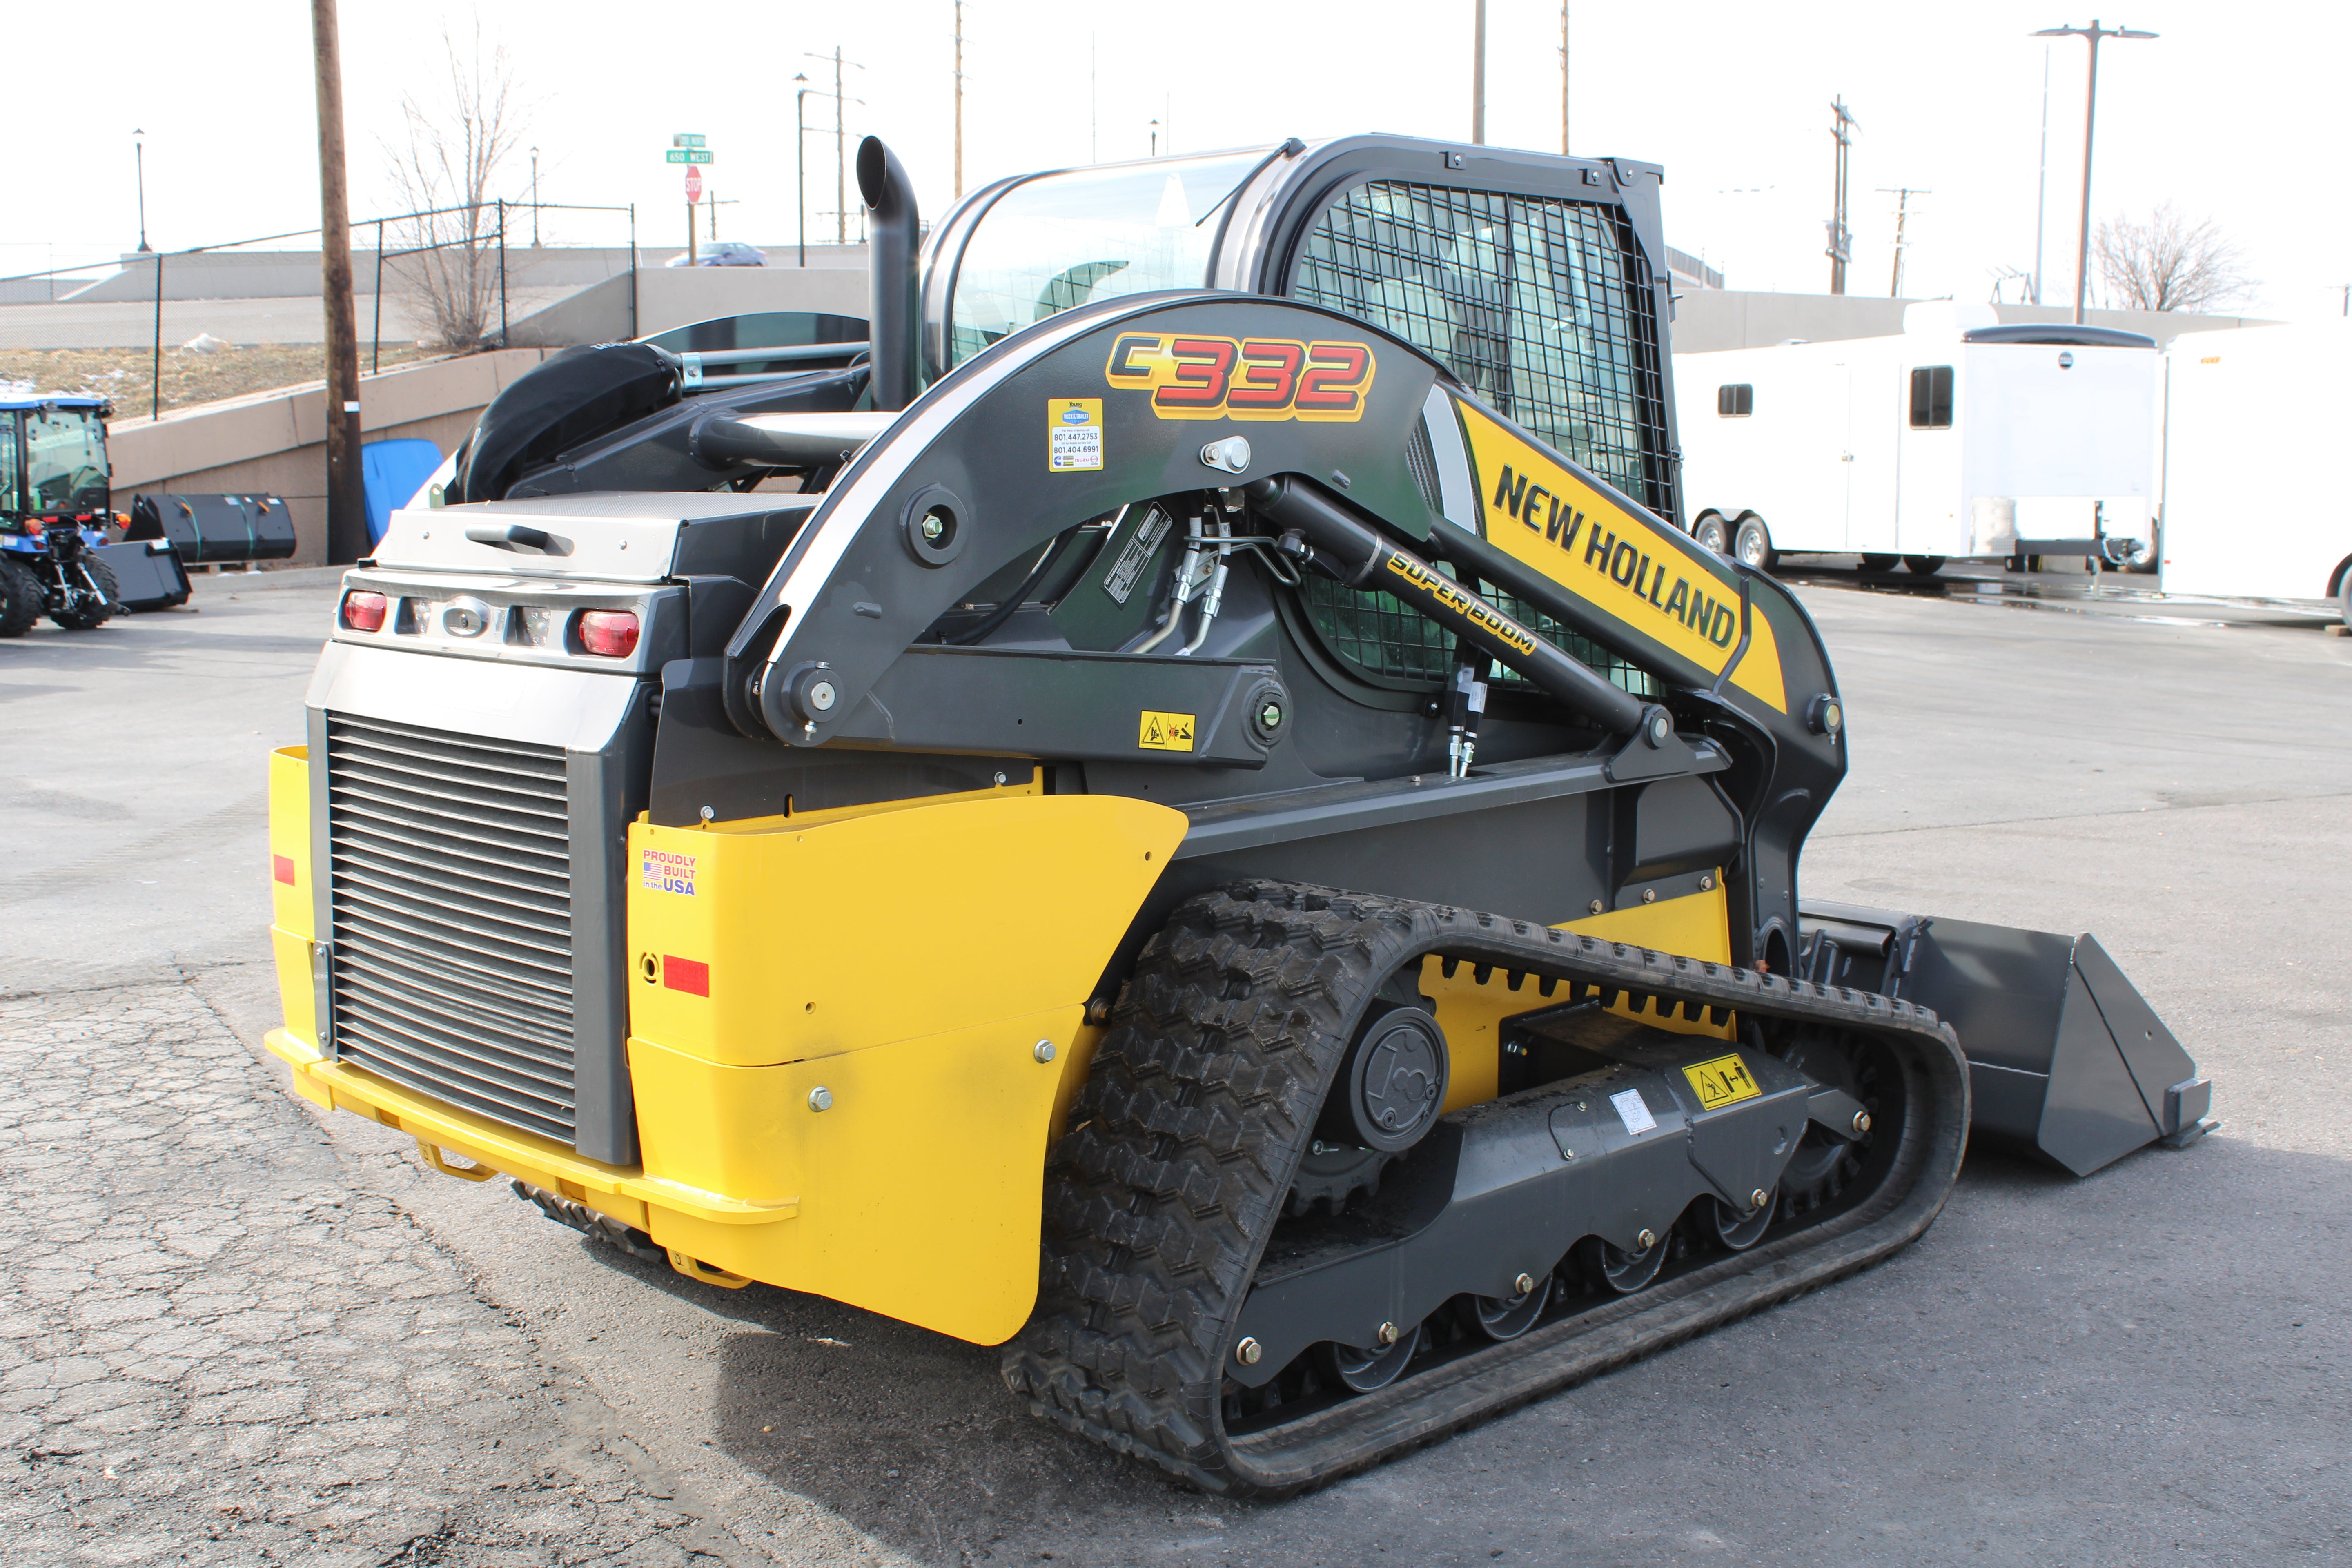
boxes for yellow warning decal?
[1137,710,1196,751]
[1452,397,1787,712]
[1683,1053,1763,1110]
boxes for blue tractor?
[0,394,123,635]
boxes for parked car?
[665,241,766,268]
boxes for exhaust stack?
[857,137,921,413]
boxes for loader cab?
[0,396,113,530]
[924,138,1682,526]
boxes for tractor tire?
[1858,554,1900,573]
[2340,570,2351,633]
[1733,513,1776,572]
[51,558,120,631]
[1692,511,1731,555]
[0,559,40,638]
[1903,555,1945,576]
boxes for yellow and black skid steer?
[263,134,2212,1496]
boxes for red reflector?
[340,590,389,632]
[272,854,296,886]
[663,956,710,996]
[579,610,640,657]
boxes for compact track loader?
[265,135,2211,1495]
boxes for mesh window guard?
[1290,180,1673,696]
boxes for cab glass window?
[944,150,1270,369]
[1909,365,1954,428]
[24,406,109,512]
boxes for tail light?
[578,610,640,657]
[340,590,390,632]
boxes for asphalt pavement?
[2,570,2346,1566]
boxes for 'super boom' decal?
[1454,398,1788,712]
[1105,332,1376,422]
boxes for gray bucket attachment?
[1801,902,2214,1177]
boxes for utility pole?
[1560,2,1570,156]
[804,49,866,246]
[953,0,966,198]
[132,129,151,252]
[1825,97,1858,295]
[2031,48,2050,305]
[1879,187,1931,297]
[310,0,366,565]
[2033,19,2158,325]
[530,146,540,247]
[1471,0,1488,145]
[834,46,846,245]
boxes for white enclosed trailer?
[2160,323,2352,624]
[1674,303,2158,574]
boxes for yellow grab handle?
[667,1247,752,1289]
[415,1138,501,1183]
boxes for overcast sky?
[7,0,2340,321]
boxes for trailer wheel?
[1902,556,1945,576]
[1858,554,1899,573]
[1692,511,1731,555]
[0,559,38,637]
[2340,572,2351,632]
[1733,514,1776,571]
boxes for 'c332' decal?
[1453,398,1787,712]
[1105,332,1376,422]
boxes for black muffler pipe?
[856,137,921,413]
[1248,476,1647,736]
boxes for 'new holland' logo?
[1490,466,1739,649]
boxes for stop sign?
[684,167,704,203]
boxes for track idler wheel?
[1318,1321,1430,1393]
[1462,1273,1554,1341]
[1710,1185,1777,1251]
[1580,1230,1668,1294]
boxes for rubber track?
[1002,880,1970,1497]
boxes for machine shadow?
[568,1232,1193,1555]
[555,1127,2342,1566]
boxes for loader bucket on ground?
[1802,902,2213,1176]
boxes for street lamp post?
[795,74,809,268]
[133,129,150,252]
[2033,19,2157,325]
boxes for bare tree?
[383,23,524,349]
[2092,204,2254,314]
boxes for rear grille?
[325,713,577,1142]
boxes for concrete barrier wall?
[507,265,871,347]
[106,350,551,566]
[64,244,866,304]
[1673,290,2274,353]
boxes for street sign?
[684,167,704,203]
[672,133,706,148]
[664,148,714,164]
